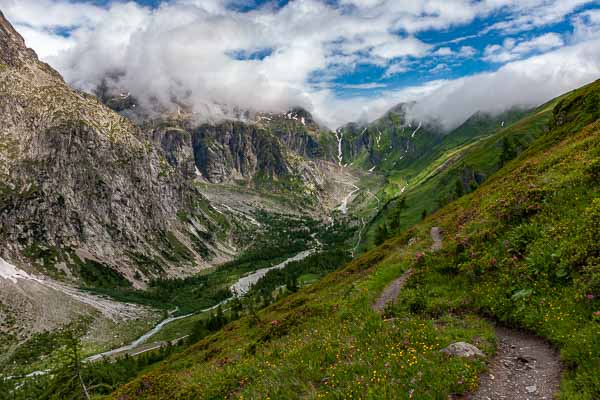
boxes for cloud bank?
[1,0,599,129]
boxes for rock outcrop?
[440,342,485,358]
[0,11,222,284]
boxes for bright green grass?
[297,273,319,285]
[359,94,562,251]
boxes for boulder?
[440,342,485,358]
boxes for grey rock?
[0,11,218,282]
[440,342,485,358]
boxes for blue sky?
[2,0,600,127]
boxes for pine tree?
[499,137,517,166]
[454,179,464,198]
[41,329,90,400]
[286,276,299,292]
[389,197,408,233]
[375,223,389,245]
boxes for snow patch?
[0,257,36,284]
[0,257,140,322]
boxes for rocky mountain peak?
[0,11,38,67]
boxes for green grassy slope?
[359,95,565,250]
[106,80,600,399]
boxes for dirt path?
[372,226,443,313]
[371,268,414,313]
[472,326,561,400]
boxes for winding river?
[86,248,316,361]
[1,248,318,381]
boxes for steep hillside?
[0,10,251,359]
[0,12,233,282]
[358,100,558,249]
[92,79,598,399]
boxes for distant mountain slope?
[337,103,443,171]
[98,85,350,213]
[356,102,557,249]
[107,78,600,400]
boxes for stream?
[87,248,316,361]
[2,248,318,380]
[338,183,360,215]
[87,248,317,361]
[230,249,316,296]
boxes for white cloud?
[0,0,106,28]
[2,0,441,123]
[458,45,477,57]
[571,9,600,41]
[481,0,592,34]
[409,37,600,129]
[369,36,431,59]
[310,79,447,127]
[434,47,453,56]
[1,0,598,130]
[341,83,388,89]
[430,63,449,73]
[10,25,75,58]
[433,45,477,58]
[484,32,564,63]
[383,62,409,78]
[314,33,600,128]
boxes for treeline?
[84,213,353,315]
[236,211,320,263]
[85,271,234,315]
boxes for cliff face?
[338,103,443,171]
[0,11,223,284]
[192,120,291,183]
[135,107,340,210]
[0,11,39,68]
